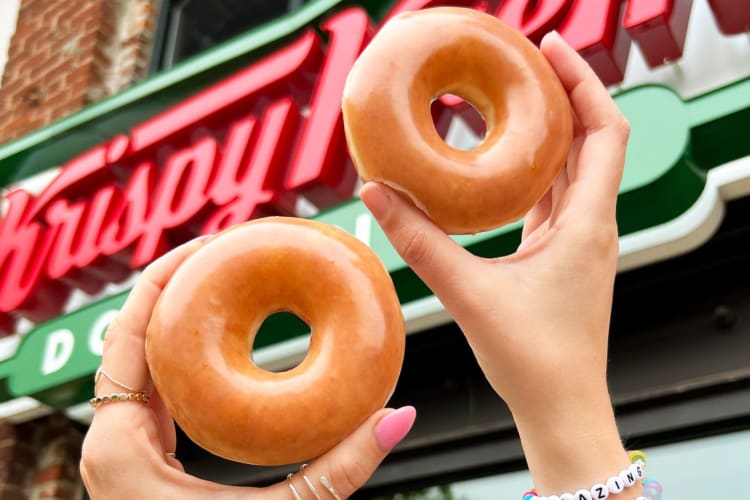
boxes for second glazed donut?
[146,218,405,465]
[342,7,573,234]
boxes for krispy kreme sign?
[3,0,749,332]
[1,0,749,414]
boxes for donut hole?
[251,311,310,372]
[430,93,487,151]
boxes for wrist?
[511,383,643,498]
[505,365,609,421]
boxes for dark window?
[152,0,307,71]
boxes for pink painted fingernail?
[375,406,416,451]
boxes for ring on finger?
[89,392,150,408]
[287,465,343,500]
[287,472,302,500]
[300,464,321,499]
[95,366,142,393]
[319,476,342,500]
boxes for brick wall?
[0,0,161,146]
[0,415,83,500]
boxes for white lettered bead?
[591,484,609,499]
[548,496,561,500]
[619,467,637,486]
[574,489,593,500]
[635,497,648,500]
[606,476,624,493]
[560,494,575,500]
[633,463,645,478]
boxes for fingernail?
[543,30,562,44]
[374,406,416,451]
[360,183,392,221]
[190,233,214,243]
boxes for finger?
[96,236,209,399]
[521,187,552,242]
[540,31,629,219]
[283,406,416,500]
[149,389,178,457]
[548,164,571,225]
[360,182,473,301]
[540,31,626,136]
[165,453,185,473]
[520,166,571,251]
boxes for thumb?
[284,406,416,499]
[360,182,470,298]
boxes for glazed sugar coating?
[146,217,405,465]
[343,7,573,234]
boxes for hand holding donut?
[359,31,634,496]
[80,238,416,500]
[82,7,633,499]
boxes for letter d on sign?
[41,329,75,375]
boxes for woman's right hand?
[361,29,628,428]
[361,31,636,497]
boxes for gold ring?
[89,392,150,408]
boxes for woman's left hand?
[80,238,416,500]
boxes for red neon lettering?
[284,7,371,204]
[558,0,629,86]
[0,191,69,323]
[45,187,116,278]
[4,0,736,334]
[98,162,153,257]
[204,98,300,233]
[495,0,575,43]
[624,0,693,68]
[204,115,258,213]
[0,190,53,313]
[30,146,109,215]
[382,0,628,85]
[707,0,750,35]
[132,137,216,267]
[0,313,14,335]
[0,26,326,331]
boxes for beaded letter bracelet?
[522,450,662,500]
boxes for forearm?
[511,379,643,499]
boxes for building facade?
[0,0,748,498]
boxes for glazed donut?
[342,7,573,234]
[146,217,404,465]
